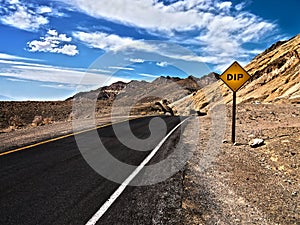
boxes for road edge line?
[85,117,190,225]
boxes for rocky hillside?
[0,101,72,130]
[69,73,217,104]
[67,81,127,101]
[192,34,300,111]
[108,74,218,115]
[242,34,300,103]
[66,73,218,117]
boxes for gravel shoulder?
[182,103,299,225]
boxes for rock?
[249,138,264,148]
[269,111,276,116]
[32,115,43,126]
[270,156,278,162]
[43,117,53,125]
[233,142,243,146]
[278,165,285,171]
[154,100,175,116]
[222,139,228,143]
[198,102,209,109]
[196,111,207,116]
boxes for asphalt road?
[0,116,184,225]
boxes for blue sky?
[0,0,299,100]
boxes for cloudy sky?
[0,0,298,100]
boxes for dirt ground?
[0,103,299,224]
[182,103,299,225]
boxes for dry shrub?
[43,117,53,125]
[8,115,24,129]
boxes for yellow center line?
[0,118,135,157]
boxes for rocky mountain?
[67,81,127,101]
[65,73,218,116]
[191,72,220,87]
[242,34,300,103]
[192,33,300,111]
[68,73,217,103]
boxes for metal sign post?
[232,91,236,143]
[220,61,251,144]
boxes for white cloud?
[63,0,273,36]
[235,2,246,11]
[9,0,19,4]
[191,11,277,67]
[0,52,41,61]
[169,0,214,11]
[89,68,111,73]
[6,77,30,82]
[73,31,156,52]
[156,61,168,67]
[0,1,49,31]
[68,0,277,69]
[47,29,58,36]
[139,73,160,78]
[57,44,78,55]
[40,84,75,90]
[0,62,128,86]
[66,0,215,34]
[249,49,264,55]
[216,1,232,10]
[27,30,79,56]
[129,58,145,63]
[0,58,111,76]
[72,30,225,65]
[0,59,54,68]
[37,6,52,14]
[108,66,135,71]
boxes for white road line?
[85,117,189,225]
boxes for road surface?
[0,116,185,225]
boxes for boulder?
[32,115,43,127]
[249,138,264,148]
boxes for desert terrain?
[0,34,299,224]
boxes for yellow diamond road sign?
[220,61,251,92]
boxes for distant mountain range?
[67,72,218,103]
